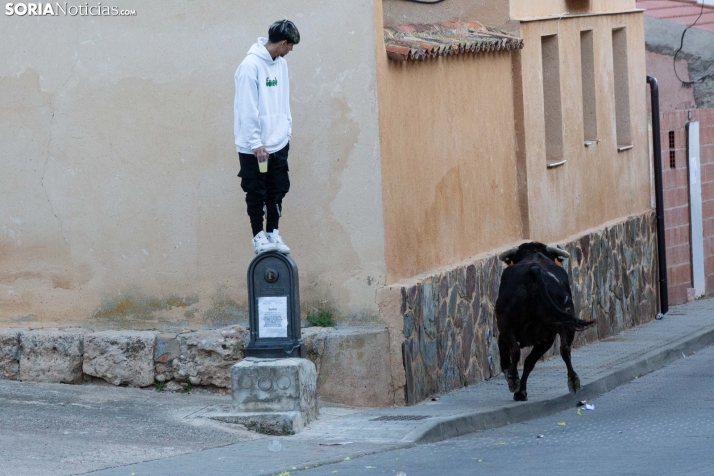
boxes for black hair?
[268,19,300,45]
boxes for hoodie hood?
[234,37,292,154]
[247,37,274,63]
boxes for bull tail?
[570,317,596,332]
[529,265,596,332]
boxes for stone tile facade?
[401,211,659,404]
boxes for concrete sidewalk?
[89,298,714,476]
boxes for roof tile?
[384,22,524,62]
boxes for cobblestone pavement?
[84,298,714,476]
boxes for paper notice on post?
[258,296,288,338]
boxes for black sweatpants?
[238,143,290,237]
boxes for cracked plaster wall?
[0,1,386,329]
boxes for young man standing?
[234,20,300,254]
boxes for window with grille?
[668,130,675,168]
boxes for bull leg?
[559,329,580,394]
[498,333,521,393]
[514,336,556,402]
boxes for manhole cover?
[370,415,431,421]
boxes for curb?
[404,325,714,445]
[265,442,416,476]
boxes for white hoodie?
[234,37,292,155]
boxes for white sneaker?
[267,229,290,254]
[252,231,277,255]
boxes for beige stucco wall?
[510,0,637,20]
[0,1,386,329]
[382,0,512,31]
[518,12,651,242]
[374,7,523,282]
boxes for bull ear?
[498,247,518,263]
[546,245,570,260]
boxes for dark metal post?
[245,251,305,358]
[647,75,669,316]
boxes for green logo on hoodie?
[265,77,278,87]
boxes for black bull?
[495,242,595,401]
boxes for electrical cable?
[401,0,445,4]
[672,1,713,88]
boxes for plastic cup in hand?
[258,154,268,173]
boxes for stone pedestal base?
[209,411,304,435]
[230,357,318,433]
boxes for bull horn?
[498,247,518,262]
[546,245,570,259]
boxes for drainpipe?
[646,76,669,317]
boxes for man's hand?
[253,146,269,162]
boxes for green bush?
[306,309,335,327]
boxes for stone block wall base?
[83,331,158,387]
[19,330,85,384]
[0,329,22,380]
[208,411,304,435]
[315,328,394,407]
[174,325,249,387]
[231,357,318,425]
[0,324,396,408]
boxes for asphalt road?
[295,344,714,476]
[0,380,258,476]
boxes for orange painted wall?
[518,12,652,243]
[374,3,651,284]
[375,46,524,282]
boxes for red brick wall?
[660,108,714,304]
[701,110,714,294]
